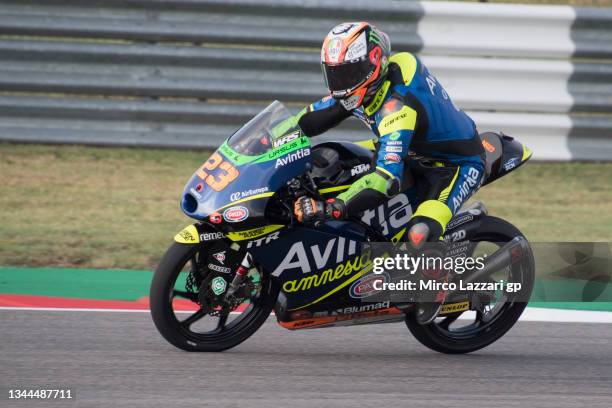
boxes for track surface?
[1,310,612,407]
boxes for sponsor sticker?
[327,38,342,61]
[451,167,481,212]
[351,163,371,176]
[446,213,474,230]
[209,212,222,224]
[274,148,310,169]
[223,206,249,223]
[189,187,203,200]
[178,229,197,242]
[208,263,231,274]
[385,146,403,153]
[273,131,300,148]
[338,301,390,315]
[212,251,226,264]
[229,186,269,202]
[345,32,367,60]
[246,231,280,248]
[211,276,227,295]
[383,153,401,163]
[440,300,470,315]
[503,157,519,171]
[349,272,389,299]
[199,231,224,241]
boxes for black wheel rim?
[165,246,271,344]
[427,236,530,340]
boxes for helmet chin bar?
[339,92,364,111]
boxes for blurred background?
[0,0,611,273]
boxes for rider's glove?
[294,197,346,223]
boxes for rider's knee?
[406,215,444,248]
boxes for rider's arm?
[297,96,352,137]
[270,96,351,140]
[337,98,417,216]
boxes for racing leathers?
[296,52,486,242]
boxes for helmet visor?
[322,57,374,96]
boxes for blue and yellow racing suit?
[297,52,486,241]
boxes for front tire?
[150,242,277,352]
[406,216,534,354]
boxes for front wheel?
[150,242,277,352]
[406,216,535,354]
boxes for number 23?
[196,153,239,191]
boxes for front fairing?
[181,135,311,230]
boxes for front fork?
[224,252,253,299]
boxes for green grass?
[1,143,611,270]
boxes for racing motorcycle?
[150,101,535,354]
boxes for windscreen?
[227,101,298,156]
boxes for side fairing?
[248,192,414,312]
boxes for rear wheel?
[406,216,534,354]
[150,242,277,352]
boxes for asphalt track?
[1,310,612,408]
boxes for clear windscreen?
[227,101,300,156]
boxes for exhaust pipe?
[463,236,532,285]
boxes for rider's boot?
[407,222,448,325]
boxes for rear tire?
[150,242,277,352]
[406,216,534,354]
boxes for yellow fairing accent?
[174,225,200,244]
[522,144,533,161]
[319,185,351,194]
[379,105,417,134]
[288,261,373,311]
[364,80,390,116]
[225,224,284,241]
[414,199,453,233]
[389,53,418,86]
[391,228,406,243]
[219,192,274,210]
[438,167,460,202]
[353,139,377,151]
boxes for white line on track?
[1,306,611,323]
[0,306,215,314]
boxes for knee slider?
[406,216,444,249]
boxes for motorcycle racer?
[290,22,486,323]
